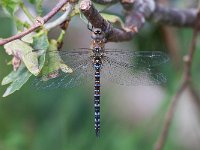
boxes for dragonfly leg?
[104,20,112,41]
[87,21,93,31]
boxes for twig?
[160,27,181,68]
[81,0,198,42]
[0,0,69,46]
[125,0,197,28]
[45,3,74,30]
[154,81,187,150]
[0,0,199,45]
[154,5,200,150]
[151,4,197,27]
[92,0,118,4]
[157,0,181,69]
[20,2,35,23]
[80,0,138,42]
[92,0,198,28]
[156,3,198,28]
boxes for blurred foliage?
[0,0,20,16]
[0,1,200,150]
[28,0,43,15]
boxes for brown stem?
[154,81,187,150]
[80,0,138,42]
[1,0,199,45]
[81,0,199,43]
[151,4,197,27]
[92,0,118,4]
[0,0,69,46]
[154,5,200,150]
[160,27,181,69]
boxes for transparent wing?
[28,49,94,89]
[58,48,92,63]
[104,49,169,67]
[101,56,166,85]
[23,48,93,73]
[32,58,94,89]
[25,48,168,88]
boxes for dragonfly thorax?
[93,46,105,53]
[91,28,106,58]
[93,47,104,58]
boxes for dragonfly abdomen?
[94,61,101,137]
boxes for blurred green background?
[1,1,200,150]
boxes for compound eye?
[97,30,101,34]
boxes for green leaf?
[1,64,25,85]
[0,0,21,16]
[31,31,49,72]
[21,32,33,43]
[101,13,125,28]
[93,2,111,11]
[15,18,31,31]
[15,18,26,31]
[4,37,40,76]
[2,32,49,97]
[4,31,49,76]
[39,39,72,80]
[29,0,43,15]
[32,31,49,50]
[71,4,81,17]
[2,64,32,97]
[29,0,34,3]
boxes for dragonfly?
[27,26,169,137]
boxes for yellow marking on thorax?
[91,40,105,49]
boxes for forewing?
[28,49,94,89]
[101,56,167,86]
[104,49,169,68]
[32,58,94,89]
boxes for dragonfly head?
[93,28,102,34]
[91,28,105,41]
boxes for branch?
[92,0,198,31]
[154,81,187,150]
[92,0,118,4]
[154,5,200,150]
[1,0,198,45]
[129,0,197,28]
[20,2,35,23]
[80,0,138,42]
[45,3,74,30]
[0,0,69,46]
[81,0,197,42]
[151,4,197,27]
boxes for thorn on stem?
[35,17,45,25]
